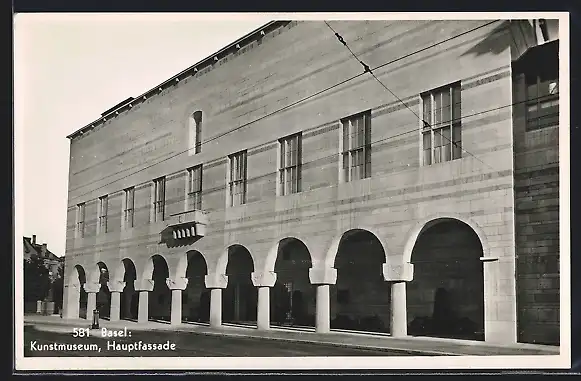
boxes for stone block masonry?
[61,20,556,346]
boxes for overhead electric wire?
[68,20,500,198]
[324,21,496,171]
[68,92,559,206]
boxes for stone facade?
[61,20,560,345]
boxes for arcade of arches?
[64,219,488,341]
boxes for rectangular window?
[98,195,108,234]
[76,203,85,238]
[421,83,462,166]
[279,133,302,196]
[341,111,371,182]
[187,165,203,210]
[526,73,559,131]
[153,177,166,222]
[123,187,135,229]
[228,150,247,207]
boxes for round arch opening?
[148,255,171,323]
[120,258,138,321]
[407,218,485,341]
[271,238,314,328]
[223,245,256,326]
[96,262,111,319]
[75,265,88,319]
[182,251,209,324]
[331,229,390,334]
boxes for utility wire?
[324,20,496,171]
[68,93,558,205]
[68,21,500,197]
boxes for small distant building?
[23,235,64,281]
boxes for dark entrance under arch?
[149,255,171,323]
[183,251,210,324]
[407,219,485,341]
[75,265,88,319]
[96,262,111,319]
[223,245,257,325]
[331,229,391,334]
[120,259,138,321]
[271,238,314,328]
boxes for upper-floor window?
[526,72,559,131]
[153,177,166,222]
[341,111,371,182]
[279,133,302,195]
[76,203,85,238]
[421,82,462,166]
[228,150,247,207]
[123,187,134,229]
[98,195,108,234]
[189,111,202,155]
[187,165,203,211]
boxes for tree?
[24,257,51,303]
[51,264,65,311]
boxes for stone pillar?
[251,271,277,331]
[107,280,126,322]
[205,273,228,328]
[135,278,154,324]
[309,265,337,334]
[210,289,222,327]
[138,291,149,323]
[390,282,407,337]
[83,282,101,322]
[166,277,189,326]
[383,262,414,337]
[316,285,331,333]
[64,283,80,319]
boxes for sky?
[15,13,269,256]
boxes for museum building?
[61,19,560,345]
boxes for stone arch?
[182,250,210,323]
[402,214,490,265]
[119,258,138,321]
[71,264,88,319]
[325,227,390,268]
[404,215,487,341]
[221,244,257,325]
[215,243,257,276]
[268,237,315,327]
[264,236,315,274]
[328,228,391,333]
[70,264,87,285]
[95,261,111,318]
[176,249,209,279]
[146,254,171,322]
[141,253,171,281]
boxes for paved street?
[24,324,424,357]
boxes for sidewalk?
[23,314,560,356]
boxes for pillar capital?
[135,278,154,292]
[309,266,337,285]
[83,282,101,294]
[166,277,189,290]
[383,262,414,282]
[205,273,228,289]
[251,271,277,287]
[107,280,126,293]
